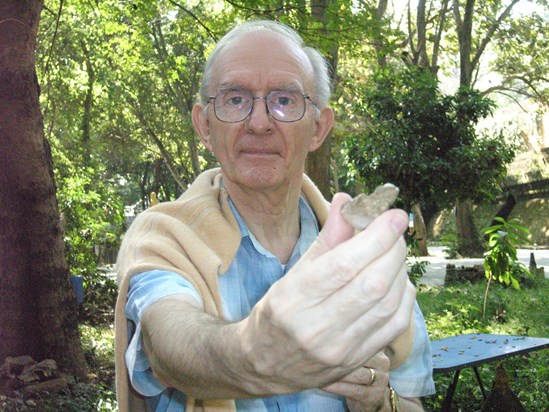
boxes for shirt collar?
[227,195,319,266]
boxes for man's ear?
[309,106,334,151]
[192,103,212,150]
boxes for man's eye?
[228,96,243,105]
[271,91,300,107]
[221,91,249,106]
[277,96,292,106]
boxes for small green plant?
[406,234,431,285]
[480,217,531,318]
[407,258,430,286]
[440,234,460,259]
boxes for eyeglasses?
[208,89,316,123]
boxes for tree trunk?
[416,0,429,67]
[452,0,483,257]
[410,202,429,256]
[81,39,94,162]
[373,0,388,66]
[454,0,475,86]
[306,0,338,198]
[0,0,87,379]
[305,135,332,197]
[455,199,483,257]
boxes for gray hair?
[199,20,332,109]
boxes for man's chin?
[231,168,287,191]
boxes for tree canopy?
[34,0,549,266]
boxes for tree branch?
[166,0,218,40]
[471,0,520,72]
[431,0,450,72]
[484,89,530,111]
[452,0,463,31]
[42,0,63,77]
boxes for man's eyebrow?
[272,83,303,92]
[217,83,245,92]
[216,83,305,93]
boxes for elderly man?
[115,20,434,412]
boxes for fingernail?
[390,211,408,234]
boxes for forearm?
[141,295,272,400]
[141,293,349,400]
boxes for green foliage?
[406,234,431,285]
[80,268,118,326]
[407,257,430,286]
[482,217,532,287]
[38,0,219,208]
[342,65,516,216]
[492,10,549,104]
[481,217,532,318]
[54,159,125,277]
[79,324,117,412]
[439,234,460,259]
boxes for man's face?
[193,30,333,193]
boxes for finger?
[317,267,413,368]
[322,381,367,399]
[322,372,389,400]
[338,366,377,386]
[353,278,417,362]
[337,353,390,385]
[320,234,406,312]
[302,234,406,348]
[295,209,409,297]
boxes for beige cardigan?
[114,168,412,412]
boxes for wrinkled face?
[192,30,333,193]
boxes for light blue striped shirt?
[125,196,435,411]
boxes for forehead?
[211,30,315,93]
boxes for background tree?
[377,0,549,256]
[344,65,516,256]
[0,0,87,378]
[450,0,547,255]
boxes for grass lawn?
[418,279,549,411]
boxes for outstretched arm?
[140,193,415,400]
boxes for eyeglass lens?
[213,90,306,123]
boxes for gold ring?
[367,367,376,385]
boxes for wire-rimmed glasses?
[208,89,316,123]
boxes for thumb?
[301,192,355,262]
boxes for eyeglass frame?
[207,89,318,123]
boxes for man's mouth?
[240,148,279,157]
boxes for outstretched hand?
[239,193,416,393]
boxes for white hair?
[199,20,332,109]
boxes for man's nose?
[245,97,273,132]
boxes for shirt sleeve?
[389,301,436,397]
[125,270,203,397]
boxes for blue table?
[431,333,549,411]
